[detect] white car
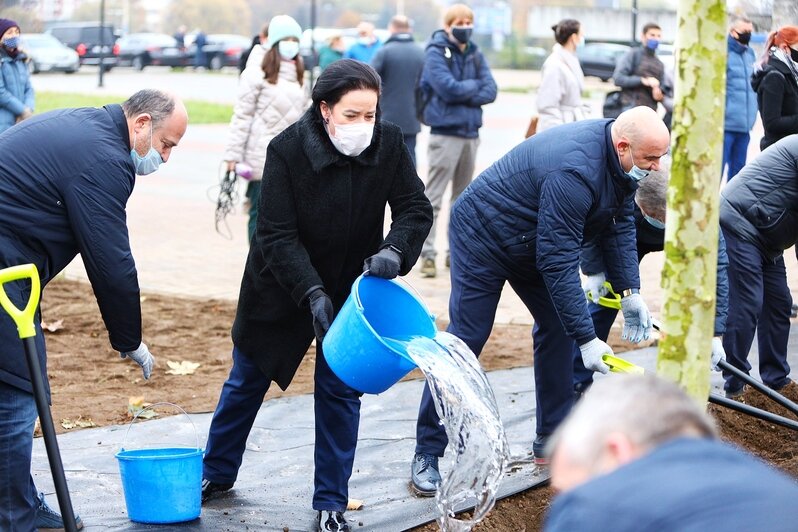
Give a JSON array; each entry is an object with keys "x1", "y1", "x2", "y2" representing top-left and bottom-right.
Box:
[{"x1": 22, "y1": 33, "x2": 80, "y2": 74}]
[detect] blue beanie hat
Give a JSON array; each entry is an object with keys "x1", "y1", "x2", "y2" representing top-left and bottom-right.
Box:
[
  {"x1": 266, "y1": 15, "x2": 302, "y2": 48},
  {"x1": 0, "y1": 19, "x2": 19, "y2": 39}
]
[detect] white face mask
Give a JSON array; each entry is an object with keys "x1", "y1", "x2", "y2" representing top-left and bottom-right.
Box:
[
  {"x1": 326, "y1": 118, "x2": 374, "y2": 157},
  {"x1": 278, "y1": 40, "x2": 299, "y2": 60}
]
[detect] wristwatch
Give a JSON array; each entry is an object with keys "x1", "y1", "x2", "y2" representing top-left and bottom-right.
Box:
[{"x1": 620, "y1": 288, "x2": 640, "y2": 297}]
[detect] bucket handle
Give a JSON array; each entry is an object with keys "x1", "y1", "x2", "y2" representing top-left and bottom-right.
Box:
[
  {"x1": 356, "y1": 273, "x2": 436, "y2": 322},
  {"x1": 121, "y1": 402, "x2": 200, "y2": 452}
]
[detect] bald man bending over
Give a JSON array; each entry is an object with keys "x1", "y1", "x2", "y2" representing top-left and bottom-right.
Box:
[{"x1": 410, "y1": 107, "x2": 671, "y2": 495}]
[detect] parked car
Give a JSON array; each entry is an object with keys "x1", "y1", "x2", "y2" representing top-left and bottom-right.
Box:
[
  {"x1": 21, "y1": 33, "x2": 79, "y2": 74},
  {"x1": 47, "y1": 22, "x2": 118, "y2": 70},
  {"x1": 187, "y1": 33, "x2": 250, "y2": 70},
  {"x1": 577, "y1": 42, "x2": 631, "y2": 82},
  {"x1": 117, "y1": 33, "x2": 188, "y2": 70}
]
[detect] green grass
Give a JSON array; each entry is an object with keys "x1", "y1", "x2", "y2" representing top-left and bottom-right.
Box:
[{"x1": 35, "y1": 91, "x2": 233, "y2": 124}]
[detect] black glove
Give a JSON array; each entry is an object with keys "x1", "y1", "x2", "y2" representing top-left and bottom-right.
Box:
[
  {"x1": 308, "y1": 288, "x2": 334, "y2": 343},
  {"x1": 363, "y1": 248, "x2": 402, "y2": 279}
]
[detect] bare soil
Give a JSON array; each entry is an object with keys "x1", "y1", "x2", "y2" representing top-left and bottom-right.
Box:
[{"x1": 36, "y1": 279, "x2": 798, "y2": 531}]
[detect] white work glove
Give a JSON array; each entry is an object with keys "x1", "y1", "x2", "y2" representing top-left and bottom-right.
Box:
[
  {"x1": 579, "y1": 338, "x2": 612, "y2": 375},
  {"x1": 620, "y1": 293, "x2": 652, "y2": 344},
  {"x1": 582, "y1": 272, "x2": 607, "y2": 304},
  {"x1": 120, "y1": 342, "x2": 154, "y2": 380},
  {"x1": 711, "y1": 337, "x2": 725, "y2": 371}
]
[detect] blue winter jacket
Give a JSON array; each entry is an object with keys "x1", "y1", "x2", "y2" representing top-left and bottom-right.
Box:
[
  {"x1": 418, "y1": 30, "x2": 497, "y2": 139},
  {"x1": 451, "y1": 119, "x2": 640, "y2": 344},
  {"x1": 0, "y1": 105, "x2": 142, "y2": 399},
  {"x1": 724, "y1": 35, "x2": 757, "y2": 133},
  {"x1": 0, "y1": 48, "x2": 34, "y2": 133}
]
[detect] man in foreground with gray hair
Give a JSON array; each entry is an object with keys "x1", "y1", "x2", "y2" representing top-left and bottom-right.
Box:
[
  {"x1": 575, "y1": 161, "x2": 729, "y2": 396},
  {"x1": 545, "y1": 374, "x2": 798, "y2": 531},
  {"x1": 0, "y1": 89, "x2": 188, "y2": 530}
]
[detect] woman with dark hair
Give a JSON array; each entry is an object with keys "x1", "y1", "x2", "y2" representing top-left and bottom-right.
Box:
[
  {"x1": 202, "y1": 59, "x2": 432, "y2": 532},
  {"x1": 751, "y1": 25, "x2": 798, "y2": 150},
  {"x1": 535, "y1": 18, "x2": 589, "y2": 133},
  {"x1": 223, "y1": 14, "x2": 307, "y2": 242}
]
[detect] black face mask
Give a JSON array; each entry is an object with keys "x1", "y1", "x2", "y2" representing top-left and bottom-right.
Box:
[
  {"x1": 791, "y1": 47, "x2": 798, "y2": 62},
  {"x1": 734, "y1": 31, "x2": 751, "y2": 45},
  {"x1": 451, "y1": 26, "x2": 473, "y2": 44}
]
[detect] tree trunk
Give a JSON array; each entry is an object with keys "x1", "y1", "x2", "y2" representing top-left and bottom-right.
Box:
[
  {"x1": 656, "y1": 0, "x2": 726, "y2": 404},
  {"x1": 772, "y1": 0, "x2": 798, "y2": 30}
]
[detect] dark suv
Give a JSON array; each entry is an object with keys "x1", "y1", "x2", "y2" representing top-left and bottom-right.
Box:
[{"x1": 47, "y1": 23, "x2": 119, "y2": 70}]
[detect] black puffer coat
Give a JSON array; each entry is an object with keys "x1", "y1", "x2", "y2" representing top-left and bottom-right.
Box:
[{"x1": 231, "y1": 109, "x2": 433, "y2": 389}]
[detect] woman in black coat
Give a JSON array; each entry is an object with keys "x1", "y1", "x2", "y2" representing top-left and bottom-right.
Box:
[
  {"x1": 751, "y1": 25, "x2": 798, "y2": 150},
  {"x1": 202, "y1": 59, "x2": 432, "y2": 532}
]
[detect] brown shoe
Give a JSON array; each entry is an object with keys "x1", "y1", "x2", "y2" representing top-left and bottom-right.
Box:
[{"x1": 420, "y1": 258, "x2": 436, "y2": 278}]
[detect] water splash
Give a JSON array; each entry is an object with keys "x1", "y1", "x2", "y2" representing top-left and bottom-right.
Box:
[{"x1": 400, "y1": 332, "x2": 511, "y2": 531}]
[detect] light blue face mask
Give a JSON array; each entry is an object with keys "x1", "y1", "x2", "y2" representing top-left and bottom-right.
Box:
[
  {"x1": 625, "y1": 144, "x2": 651, "y2": 182},
  {"x1": 3, "y1": 36, "x2": 19, "y2": 49},
  {"x1": 130, "y1": 125, "x2": 163, "y2": 175},
  {"x1": 278, "y1": 40, "x2": 300, "y2": 60},
  {"x1": 644, "y1": 215, "x2": 666, "y2": 230}
]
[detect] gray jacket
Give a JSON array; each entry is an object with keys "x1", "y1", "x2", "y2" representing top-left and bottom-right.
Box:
[
  {"x1": 370, "y1": 33, "x2": 425, "y2": 135},
  {"x1": 720, "y1": 134, "x2": 798, "y2": 259}
]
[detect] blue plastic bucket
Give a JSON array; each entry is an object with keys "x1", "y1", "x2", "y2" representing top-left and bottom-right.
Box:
[
  {"x1": 115, "y1": 403, "x2": 203, "y2": 524},
  {"x1": 323, "y1": 275, "x2": 436, "y2": 394}
]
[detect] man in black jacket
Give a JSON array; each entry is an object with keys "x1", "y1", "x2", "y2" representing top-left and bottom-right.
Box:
[
  {"x1": 0, "y1": 89, "x2": 188, "y2": 531},
  {"x1": 370, "y1": 15, "x2": 425, "y2": 164}
]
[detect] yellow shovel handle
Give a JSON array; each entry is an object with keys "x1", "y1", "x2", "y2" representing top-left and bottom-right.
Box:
[
  {"x1": 602, "y1": 353, "x2": 645, "y2": 374},
  {"x1": 0, "y1": 264, "x2": 41, "y2": 339}
]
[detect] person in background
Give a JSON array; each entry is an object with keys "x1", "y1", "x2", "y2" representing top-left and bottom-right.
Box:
[
  {"x1": 223, "y1": 15, "x2": 307, "y2": 244},
  {"x1": 193, "y1": 28, "x2": 207, "y2": 70},
  {"x1": 613, "y1": 22, "x2": 669, "y2": 114},
  {"x1": 0, "y1": 89, "x2": 188, "y2": 531},
  {"x1": 173, "y1": 24, "x2": 187, "y2": 48},
  {"x1": 200, "y1": 60, "x2": 432, "y2": 532},
  {"x1": 370, "y1": 15, "x2": 425, "y2": 164},
  {"x1": 720, "y1": 134, "x2": 798, "y2": 399},
  {"x1": 0, "y1": 18, "x2": 33, "y2": 134},
  {"x1": 576, "y1": 159, "x2": 729, "y2": 397},
  {"x1": 750, "y1": 25, "x2": 798, "y2": 150},
  {"x1": 723, "y1": 14, "x2": 758, "y2": 181},
  {"x1": 417, "y1": 3, "x2": 497, "y2": 278},
  {"x1": 239, "y1": 23, "x2": 269, "y2": 75},
  {"x1": 544, "y1": 374, "x2": 798, "y2": 532},
  {"x1": 345, "y1": 22, "x2": 381, "y2": 63},
  {"x1": 319, "y1": 35, "x2": 345, "y2": 71},
  {"x1": 536, "y1": 19, "x2": 590, "y2": 133},
  {"x1": 409, "y1": 106, "x2": 667, "y2": 496}
]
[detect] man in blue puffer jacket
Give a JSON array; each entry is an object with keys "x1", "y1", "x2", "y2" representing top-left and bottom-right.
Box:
[
  {"x1": 0, "y1": 18, "x2": 34, "y2": 134},
  {"x1": 409, "y1": 106, "x2": 671, "y2": 495},
  {"x1": 722, "y1": 14, "x2": 758, "y2": 181},
  {"x1": 417, "y1": 3, "x2": 497, "y2": 278}
]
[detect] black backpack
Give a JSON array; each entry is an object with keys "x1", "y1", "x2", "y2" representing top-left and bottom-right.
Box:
[{"x1": 603, "y1": 48, "x2": 642, "y2": 118}]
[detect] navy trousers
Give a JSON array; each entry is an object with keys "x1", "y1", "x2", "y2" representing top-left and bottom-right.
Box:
[
  {"x1": 404, "y1": 134, "x2": 418, "y2": 168},
  {"x1": 415, "y1": 225, "x2": 576, "y2": 456},
  {"x1": 722, "y1": 131, "x2": 750, "y2": 182},
  {"x1": 722, "y1": 233, "x2": 792, "y2": 392},
  {"x1": 203, "y1": 346, "x2": 361, "y2": 511}
]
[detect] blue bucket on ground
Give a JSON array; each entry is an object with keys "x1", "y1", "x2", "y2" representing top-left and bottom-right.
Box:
[
  {"x1": 115, "y1": 403, "x2": 203, "y2": 524},
  {"x1": 323, "y1": 275, "x2": 437, "y2": 394}
]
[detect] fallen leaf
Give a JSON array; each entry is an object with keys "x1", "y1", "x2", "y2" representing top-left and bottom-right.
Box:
[
  {"x1": 165, "y1": 360, "x2": 201, "y2": 376},
  {"x1": 347, "y1": 498, "x2": 364, "y2": 511},
  {"x1": 127, "y1": 397, "x2": 157, "y2": 419},
  {"x1": 61, "y1": 416, "x2": 97, "y2": 430},
  {"x1": 41, "y1": 319, "x2": 64, "y2": 332}
]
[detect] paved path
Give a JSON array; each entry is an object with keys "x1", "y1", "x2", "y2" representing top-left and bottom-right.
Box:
[{"x1": 35, "y1": 68, "x2": 797, "y2": 327}]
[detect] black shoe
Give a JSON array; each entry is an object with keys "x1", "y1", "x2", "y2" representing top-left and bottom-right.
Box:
[
  {"x1": 410, "y1": 452, "x2": 441, "y2": 496},
  {"x1": 725, "y1": 385, "x2": 747, "y2": 399},
  {"x1": 201, "y1": 478, "x2": 233, "y2": 503},
  {"x1": 574, "y1": 381, "x2": 592, "y2": 402},
  {"x1": 533, "y1": 434, "x2": 550, "y2": 466},
  {"x1": 318, "y1": 511, "x2": 350, "y2": 532},
  {"x1": 35, "y1": 492, "x2": 84, "y2": 531},
  {"x1": 792, "y1": 304, "x2": 798, "y2": 318}
]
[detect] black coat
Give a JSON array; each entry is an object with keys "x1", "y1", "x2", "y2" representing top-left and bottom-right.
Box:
[
  {"x1": 231, "y1": 110, "x2": 433, "y2": 390},
  {"x1": 751, "y1": 57, "x2": 798, "y2": 150},
  {"x1": 370, "y1": 33, "x2": 425, "y2": 135}
]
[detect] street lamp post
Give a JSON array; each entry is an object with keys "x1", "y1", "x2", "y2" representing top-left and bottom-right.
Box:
[
  {"x1": 98, "y1": 0, "x2": 106, "y2": 88},
  {"x1": 631, "y1": 0, "x2": 638, "y2": 45}
]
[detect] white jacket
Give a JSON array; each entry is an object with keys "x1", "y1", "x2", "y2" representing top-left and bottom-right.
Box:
[
  {"x1": 224, "y1": 60, "x2": 308, "y2": 180},
  {"x1": 536, "y1": 44, "x2": 589, "y2": 133}
]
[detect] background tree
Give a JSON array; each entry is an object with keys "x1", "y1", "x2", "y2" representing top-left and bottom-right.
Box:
[
  {"x1": 0, "y1": 6, "x2": 43, "y2": 32},
  {"x1": 656, "y1": 0, "x2": 726, "y2": 403},
  {"x1": 165, "y1": 0, "x2": 252, "y2": 36},
  {"x1": 771, "y1": 0, "x2": 798, "y2": 29}
]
